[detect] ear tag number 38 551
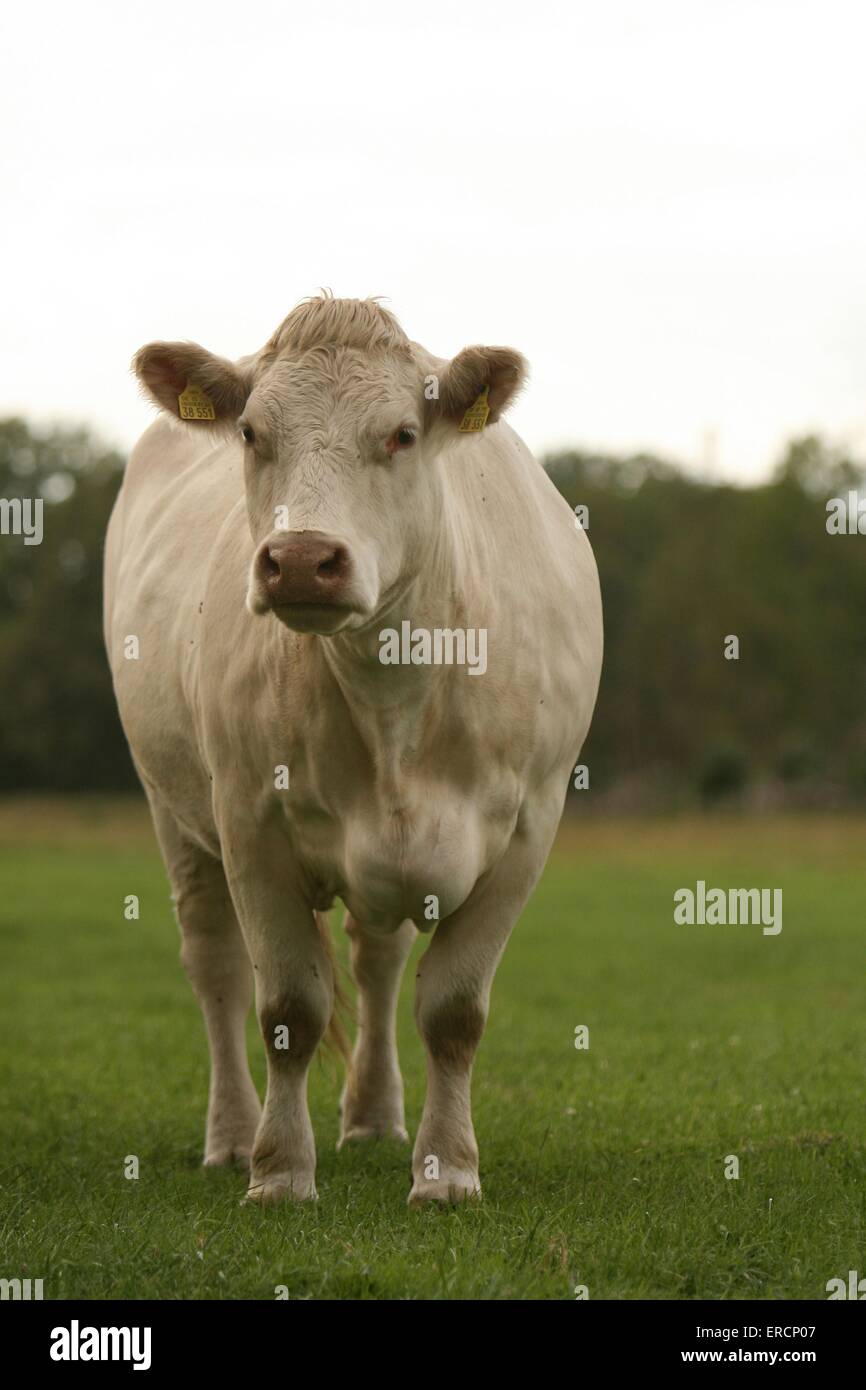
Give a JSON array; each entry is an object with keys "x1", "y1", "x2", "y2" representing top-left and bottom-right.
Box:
[{"x1": 178, "y1": 383, "x2": 216, "y2": 421}]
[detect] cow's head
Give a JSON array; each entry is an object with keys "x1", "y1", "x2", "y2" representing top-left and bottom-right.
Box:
[{"x1": 133, "y1": 296, "x2": 526, "y2": 635}]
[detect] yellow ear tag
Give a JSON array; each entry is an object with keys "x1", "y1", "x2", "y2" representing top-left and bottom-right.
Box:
[
  {"x1": 458, "y1": 385, "x2": 490, "y2": 433},
  {"x1": 178, "y1": 382, "x2": 216, "y2": 421}
]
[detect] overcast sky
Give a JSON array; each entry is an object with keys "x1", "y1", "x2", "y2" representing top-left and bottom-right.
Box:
[{"x1": 1, "y1": 0, "x2": 864, "y2": 481}]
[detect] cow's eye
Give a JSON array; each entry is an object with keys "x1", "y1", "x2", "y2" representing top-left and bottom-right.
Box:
[
  {"x1": 395, "y1": 427, "x2": 416, "y2": 448},
  {"x1": 241, "y1": 423, "x2": 256, "y2": 445}
]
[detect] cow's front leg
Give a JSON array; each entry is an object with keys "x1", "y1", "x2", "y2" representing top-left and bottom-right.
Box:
[
  {"x1": 338, "y1": 916, "x2": 416, "y2": 1147},
  {"x1": 222, "y1": 828, "x2": 333, "y2": 1204},
  {"x1": 410, "y1": 806, "x2": 559, "y2": 1205},
  {"x1": 150, "y1": 802, "x2": 261, "y2": 1170}
]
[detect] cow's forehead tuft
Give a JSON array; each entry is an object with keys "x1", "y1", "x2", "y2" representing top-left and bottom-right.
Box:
[{"x1": 266, "y1": 295, "x2": 409, "y2": 359}]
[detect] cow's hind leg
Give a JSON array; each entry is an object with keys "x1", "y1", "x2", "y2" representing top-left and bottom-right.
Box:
[
  {"x1": 151, "y1": 803, "x2": 261, "y2": 1168},
  {"x1": 338, "y1": 916, "x2": 416, "y2": 1147}
]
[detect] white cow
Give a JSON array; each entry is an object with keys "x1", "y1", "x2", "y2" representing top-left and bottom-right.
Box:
[{"x1": 104, "y1": 295, "x2": 602, "y2": 1204}]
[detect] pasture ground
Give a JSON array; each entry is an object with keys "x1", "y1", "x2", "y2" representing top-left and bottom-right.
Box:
[{"x1": 0, "y1": 800, "x2": 863, "y2": 1300}]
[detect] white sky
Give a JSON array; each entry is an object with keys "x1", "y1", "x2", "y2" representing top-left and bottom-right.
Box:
[{"x1": 1, "y1": 0, "x2": 864, "y2": 481}]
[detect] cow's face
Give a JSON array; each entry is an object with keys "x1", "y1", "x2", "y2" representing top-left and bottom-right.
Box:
[
  {"x1": 133, "y1": 300, "x2": 526, "y2": 636},
  {"x1": 238, "y1": 345, "x2": 437, "y2": 635}
]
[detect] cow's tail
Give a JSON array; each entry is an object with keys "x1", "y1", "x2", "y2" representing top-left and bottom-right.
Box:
[{"x1": 315, "y1": 910, "x2": 353, "y2": 1067}]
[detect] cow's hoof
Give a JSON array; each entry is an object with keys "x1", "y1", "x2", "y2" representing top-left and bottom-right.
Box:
[
  {"x1": 337, "y1": 1123, "x2": 409, "y2": 1150},
  {"x1": 407, "y1": 1172, "x2": 481, "y2": 1207},
  {"x1": 244, "y1": 1173, "x2": 317, "y2": 1204},
  {"x1": 203, "y1": 1146, "x2": 253, "y2": 1171}
]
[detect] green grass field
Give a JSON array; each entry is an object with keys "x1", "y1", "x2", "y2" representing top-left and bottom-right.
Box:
[{"x1": 0, "y1": 800, "x2": 864, "y2": 1300}]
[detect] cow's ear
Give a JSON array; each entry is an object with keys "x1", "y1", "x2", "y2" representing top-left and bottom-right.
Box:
[
  {"x1": 132, "y1": 341, "x2": 251, "y2": 430},
  {"x1": 434, "y1": 345, "x2": 528, "y2": 430}
]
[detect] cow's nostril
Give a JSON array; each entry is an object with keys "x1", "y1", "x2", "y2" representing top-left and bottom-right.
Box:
[
  {"x1": 317, "y1": 550, "x2": 343, "y2": 578},
  {"x1": 263, "y1": 548, "x2": 281, "y2": 579}
]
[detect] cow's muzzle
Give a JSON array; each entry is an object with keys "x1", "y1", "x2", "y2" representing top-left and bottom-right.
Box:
[{"x1": 249, "y1": 530, "x2": 363, "y2": 631}]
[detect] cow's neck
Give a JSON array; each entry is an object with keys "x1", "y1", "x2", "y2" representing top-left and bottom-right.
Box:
[{"x1": 316, "y1": 514, "x2": 474, "y2": 760}]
